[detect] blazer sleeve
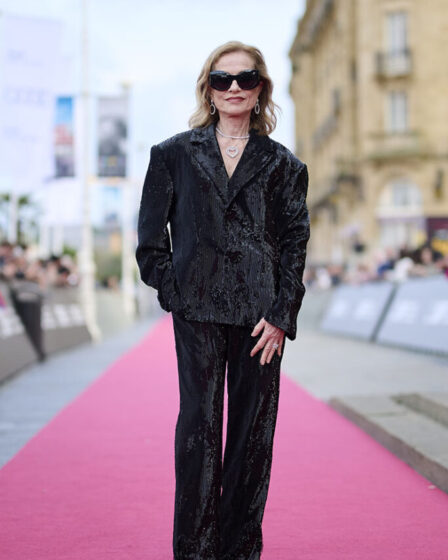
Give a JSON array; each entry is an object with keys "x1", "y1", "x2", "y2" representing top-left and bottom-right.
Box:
[
  {"x1": 263, "y1": 161, "x2": 311, "y2": 341},
  {"x1": 135, "y1": 144, "x2": 184, "y2": 313}
]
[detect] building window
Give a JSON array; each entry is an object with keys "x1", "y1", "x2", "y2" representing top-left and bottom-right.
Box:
[
  {"x1": 379, "y1": 220, "x2": 425, "y2": 249},
  {"x1": 386, "y1": 11, "x2": 408, "y2": 53},
  {"x1": 379, "y1": 178, "x2": 422, "y2": 212},
  {"x1": 377, "y1": 11, "x2": 411, "y2": 76},
  {"x1": 386, "y1": 91, "x2": 408, "y2": 132},
  {"x1": 377, "y1": 178, "x2": 425, "y2": 249},
  {"x1": 392, "y1": 181, "x2": 421, "y2": 207}
]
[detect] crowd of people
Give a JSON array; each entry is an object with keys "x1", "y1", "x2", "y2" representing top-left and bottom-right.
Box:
[
  {"x1": 305, "y1": 242, "x2": 448, "y2": 290},
  {"x1": 0, "y1": 241, "x2": 79, "y2": 290},
  {"x1": 2, "y1": 239, "x2": 447, "y2": 295}
]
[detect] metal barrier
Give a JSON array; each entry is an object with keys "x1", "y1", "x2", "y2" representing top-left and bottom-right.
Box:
[
  {"x1": 320, "y1": 274, "x2": 448, "y2": 355},
  {"x1": 320, "y1": 281, "x2": 396, "y2": 341},
  {"x1": 376, "y1": 275, "x2": 448, "y2": 355}
]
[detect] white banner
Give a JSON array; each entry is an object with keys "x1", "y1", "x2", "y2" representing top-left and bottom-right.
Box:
[
  {"x1": 0, "y1": 13, "x2": 62, "y2": 193},
  {"x1": 97, "y1": 95, "x2": 129, "y2": 178}
]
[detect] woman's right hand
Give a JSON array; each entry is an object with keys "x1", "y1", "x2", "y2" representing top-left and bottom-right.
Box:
[{"x1": 250, "y1": 317, "x2": 285, "y2": 365}]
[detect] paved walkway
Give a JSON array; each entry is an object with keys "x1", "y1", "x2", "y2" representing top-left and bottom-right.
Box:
[{"x1": 282, "y1": 326, "x2": 448, "y2": 401}]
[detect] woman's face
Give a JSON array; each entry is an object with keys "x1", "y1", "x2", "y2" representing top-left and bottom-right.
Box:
[{"x1": 208, "y1": 50, "x2": 263, "y2": 120}]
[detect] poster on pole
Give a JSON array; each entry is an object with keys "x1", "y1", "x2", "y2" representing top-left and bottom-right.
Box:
[
  {"x1": 97, "y1": 95, "x2": 128, "y2": 178},
  {"x1": 54, "y1": 96, "x2": 75, "y2": 177}
]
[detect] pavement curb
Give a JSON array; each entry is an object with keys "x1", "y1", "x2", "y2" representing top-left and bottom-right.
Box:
[{"x1": 328, "y1": 393, "x2": 448, "y2": 494}]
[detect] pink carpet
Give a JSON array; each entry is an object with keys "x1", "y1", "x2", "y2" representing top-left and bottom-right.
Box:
[{"x1": 1, "y1": 315, "x2": 447, "y2": 559}]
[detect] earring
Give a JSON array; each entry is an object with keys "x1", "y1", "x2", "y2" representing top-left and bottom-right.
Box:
[
  {"x1": 210, "y1": 99, "x2": 216, "y2": 115},
  {"x1": 254, "y1": 99, "x2": 260, "y2": 115}
]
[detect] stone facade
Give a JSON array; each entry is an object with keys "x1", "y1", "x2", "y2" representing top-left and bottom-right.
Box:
[{"x1": 289, "y1": 0, "x2": 448, "y2": 264}]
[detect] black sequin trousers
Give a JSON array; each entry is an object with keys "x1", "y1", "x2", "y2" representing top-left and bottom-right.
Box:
[{"x1": 171, "y1": 312, "x2": 285, "y2": 560}]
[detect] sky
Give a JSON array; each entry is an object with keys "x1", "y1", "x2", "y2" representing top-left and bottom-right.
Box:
[{"x1": 0, "y1": 0, "x2": 306, "y2": 179}]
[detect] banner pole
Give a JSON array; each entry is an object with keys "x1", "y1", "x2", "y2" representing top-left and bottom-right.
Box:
[
  {"x1": 79, "y1": 0, "x2": 101, "y2": 341},
  {"x1": 7, "y1": 191, "x2": 18, "y2": 244},
  {"x1": 119, "y1": 83, "x2": 137, "y2": 318}
]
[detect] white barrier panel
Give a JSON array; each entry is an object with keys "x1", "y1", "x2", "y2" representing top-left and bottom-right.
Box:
[
  {"x1": 0, "y1": 282, "x2": 92, "y2": 383},
  {"x1": 42, "y1": 289, "x2": 92, "y2": 355},
  {"x1": 320, "y1": 282, "x2": 396, "y2": 340},
  {"x1": 376, "y1": 275, "x2": 448, "y2": 355}
]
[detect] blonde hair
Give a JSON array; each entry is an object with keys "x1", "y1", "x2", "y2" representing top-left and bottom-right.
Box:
[{"x1": 188, "y1": 41, "x2": 280, "y2": 135}]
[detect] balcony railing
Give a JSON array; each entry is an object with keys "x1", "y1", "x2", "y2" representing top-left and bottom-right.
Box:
[
  {"x1": 376, "y1": 48, "x2": 412, "y2": 78},
  {"x1": 366, "y1": 129, "x2": 429, "y2": 161}
]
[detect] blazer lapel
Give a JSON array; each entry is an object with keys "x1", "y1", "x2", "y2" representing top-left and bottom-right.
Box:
[
  {"x1": 190, "y1": 124, "x2": 229, "y2": 205},
  {"x1": 226, "y1": 129, "x2": 274, "y2": 209},
  {"x1": 190, "y1": 123, "x2": 275, "y2": 209}
]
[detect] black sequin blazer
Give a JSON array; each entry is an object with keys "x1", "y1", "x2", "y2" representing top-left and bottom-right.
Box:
[{"x1": 135, "y1": 123, "x2": 310, "y2": 341}]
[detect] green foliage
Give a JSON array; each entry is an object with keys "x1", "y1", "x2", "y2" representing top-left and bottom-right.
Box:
[
  {"x1": 0, "y1": 192, "x2": 40, "y2": 244},
  {"x1": 94, "y1": 249, "x2": 122, "y2": 285},
  {"x1": 62, "y1": 244, "x2": 77, "y2": 259}
]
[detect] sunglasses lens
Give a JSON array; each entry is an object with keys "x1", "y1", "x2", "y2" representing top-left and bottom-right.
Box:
[
  {"x1": 209, "y1": 70, "x2": 260, "y2": 91},
  {"x1": 237, "y1": 71, "x2": 260, "y2": 90},
  {"x1": 209, "y1": 73, "x2": 232, "y2": 91}
]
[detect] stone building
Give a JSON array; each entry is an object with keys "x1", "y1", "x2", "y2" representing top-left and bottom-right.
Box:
[{"x1": 289, "y1": 0, "x2": 448, "y2": 265}]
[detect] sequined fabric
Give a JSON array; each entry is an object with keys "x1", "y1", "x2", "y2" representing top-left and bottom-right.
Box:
[
  {"x1": 135, "y1": 123, "x2": 310, "y2": 559},
  {"x1": 135, "y1": 123, "x2": 310, "y2": 341},
  {"x1": 171, "y1": 312, "x2": 285, "y2": 560}
]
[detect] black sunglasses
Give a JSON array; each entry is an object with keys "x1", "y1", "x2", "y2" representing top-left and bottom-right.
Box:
[{"x1": 208, "y1": 69, "x2": 260, "y2": 91}]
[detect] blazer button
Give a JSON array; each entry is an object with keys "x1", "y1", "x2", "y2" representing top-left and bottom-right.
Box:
[{"x1": 224, "y1": 206, "x2": 235, "y2": 218}]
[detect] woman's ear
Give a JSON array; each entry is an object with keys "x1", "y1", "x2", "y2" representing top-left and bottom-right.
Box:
[{"x1": 206, "y1": 85, "x2": 213, "y2": 103}]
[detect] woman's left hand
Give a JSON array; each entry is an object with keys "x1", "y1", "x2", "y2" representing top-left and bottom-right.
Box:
[{"x1": 250, "y1": 317, "x2": 285, "y2": 365}]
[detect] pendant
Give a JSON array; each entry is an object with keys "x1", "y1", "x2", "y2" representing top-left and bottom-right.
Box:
[{"x1": 225, "y1": 145, "x2": 239, "y2": 158}]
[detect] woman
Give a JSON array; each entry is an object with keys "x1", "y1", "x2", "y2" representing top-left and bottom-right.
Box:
[{"x1": 136, "y1": 41, "x2": 311, "y2": 560}]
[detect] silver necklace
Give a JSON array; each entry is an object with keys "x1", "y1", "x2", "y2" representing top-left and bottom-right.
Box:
[{"x1": 216, "y1": 126, "x2": 249, "y2": 158}]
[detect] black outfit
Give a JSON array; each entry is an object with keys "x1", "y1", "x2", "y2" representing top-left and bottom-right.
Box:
[
  {"x1": 135, "y1": 123, "x2": 310, "y2": 559},
  {"x1": 171, "y1": 314, "x2": 284, "y2": 560}
]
